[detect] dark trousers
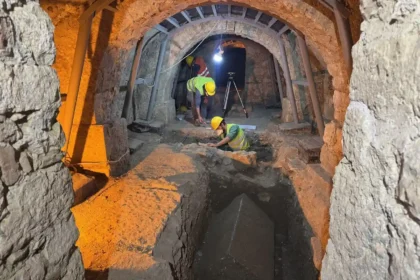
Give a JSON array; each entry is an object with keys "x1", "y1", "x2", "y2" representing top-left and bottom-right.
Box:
[{"x1": 201, "y1": 96, "x2": 214, "y2": 120}]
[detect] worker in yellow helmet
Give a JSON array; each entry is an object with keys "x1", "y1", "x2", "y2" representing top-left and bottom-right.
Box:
[
  {"x1": 186, "y1": 76, "x2": 216, "y2": 125},
  {"x1": 208, "y1": 116, "x2": 250, "y2": 151}
]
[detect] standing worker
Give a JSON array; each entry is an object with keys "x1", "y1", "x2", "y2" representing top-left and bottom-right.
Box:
[
  {"x1": 186, "y1": 56, "x2": 211, "y2": 77},
  {"x1": 186, "y1": 76, "x2": 216, "y2": 125},
  {"x1": 207, "y1": 116, "x2": 250, "y2": 151}
]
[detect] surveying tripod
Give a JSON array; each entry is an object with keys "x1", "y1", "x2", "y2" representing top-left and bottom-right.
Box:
[{"x1": 222, "y1": 72, "x2": 248, "y2": 118}]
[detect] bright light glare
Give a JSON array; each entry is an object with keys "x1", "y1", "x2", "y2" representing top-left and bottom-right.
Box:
[{"x1": 213, "y1": 53, "x2": 223, "y2": 63}]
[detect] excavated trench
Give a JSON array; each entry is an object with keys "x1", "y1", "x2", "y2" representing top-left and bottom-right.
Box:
[{"x1": 154, "y1": 129, "x2": 319, "y2": 280}]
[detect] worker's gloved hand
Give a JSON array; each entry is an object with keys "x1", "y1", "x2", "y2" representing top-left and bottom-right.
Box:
[
  {"x1": 198, "y1": 116, "x2": 204, "y2": 124},
  {"x1": 207, "y1": 143, "x2": 217, "y2": 148}
]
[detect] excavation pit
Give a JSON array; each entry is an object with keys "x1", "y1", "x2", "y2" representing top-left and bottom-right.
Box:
[
  {"x1": 74, "y1": 131, "x2": 320, "y2": 280},
  {"x1": 182, "y1": 143, "x2": 318, "y2": 280}
]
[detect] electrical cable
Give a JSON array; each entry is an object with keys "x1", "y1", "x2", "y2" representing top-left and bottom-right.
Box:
[{"x1": 64, "y1": 149, "x2": 130, "y2": 167}]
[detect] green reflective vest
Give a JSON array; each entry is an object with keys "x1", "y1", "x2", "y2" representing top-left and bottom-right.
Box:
[
  {"x1": 187, "y1": 76, "x2": 214, "y2": 96},
  {"x1": 220, "y1": 124, "x2": 250, "y2": 151}
]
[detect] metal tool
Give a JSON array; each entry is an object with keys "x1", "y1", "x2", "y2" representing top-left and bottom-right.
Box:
[{"x1": 222, "y1": 72, "x2": 248, "y2": 118}]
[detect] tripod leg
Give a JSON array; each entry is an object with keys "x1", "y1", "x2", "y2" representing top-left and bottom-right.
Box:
[
  {"x1": 223, "y1": 81, "x2": 231, "y2": 114},
  {"x1": 232, "y1": 80, "x2": 249, "y2": 118}
]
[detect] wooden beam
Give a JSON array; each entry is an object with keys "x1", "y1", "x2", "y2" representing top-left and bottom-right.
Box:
[
  {"x1": 103, "y1": 5, "x2": 117, "y2": 12},
  {"x1": 332, "y1": 3, "x2": 353, "y2": 73},
  {"x1": 154, "y1": 24, "x2": 169, "y2": 34},
  {"x1": 292, "y1": 80, "x2": 309, "y2": 86},
  {"x1": 278, "y1": 25, "x2": 289, "y2": 35},
  {"x1": 121, "y1": 38, "x2": 144, "y2": 120},
  {"x1": 79, "y1": 0, "x2": 115, "y2": 22},
  {"x1": 242, "y1": 7, "x2": 247, "y2": 18},
  {"x1": 181, "y1": 11, "x2": 191, "y2": 22},
  {"x1": 228, "y1": 5, "x2": 232, "y2": 16},
  {"x1": 255, "y1": 11, "x2": 262, "y2": 22},
  {"x1": 196, "y1": 7, "x2": 205, "y2": 19},
  {"x1": 296, "y1": 33, "x2": 325, "y2": 136},
  {"x1": 63, "y1": 14, "x2": 94, "y2": 155},
  {"x1": 319, "y1": 0, "x2": 350, "y2": 18},
  {"x1": 278, "y1": 39, "x2": 299, "y2": 123},
  {"x1": 273, "y1": 56, "x2": 284, "y2": 107},
  {"x1": 166, "y1": 17, "x2": 180, "y2": 28},
  {"x1": 267, "y1": 18, "x2": 277, "y2": 28},
  {"x1": 212, "y1": 5, "x2": 217, "y2": 16}
]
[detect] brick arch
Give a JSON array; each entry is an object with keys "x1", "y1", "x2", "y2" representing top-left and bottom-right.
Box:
[{"x1": 106, "y1": 0, "x2": 348, "y2": 92}]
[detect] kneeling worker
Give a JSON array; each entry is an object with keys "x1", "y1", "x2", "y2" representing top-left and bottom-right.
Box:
[
  {"x1": 186, "y1": 76, "x2": 216, "y2": 125},
  {"x1": 208, "y1": 116, "x2": 250, "y2": 151}
]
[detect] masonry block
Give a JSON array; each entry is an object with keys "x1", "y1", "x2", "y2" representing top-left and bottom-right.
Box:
[{"x1": 200, "y1": 194, "x2": 274, "y2": 280}]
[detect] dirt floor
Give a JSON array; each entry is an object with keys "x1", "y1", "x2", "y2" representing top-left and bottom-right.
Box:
[{"x1": 72, "y1": 145, "x2": 200, "y2": 279}]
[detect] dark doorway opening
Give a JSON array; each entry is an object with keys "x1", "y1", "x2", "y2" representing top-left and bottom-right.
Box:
[{"x1": 214, "y1": 47, "x2": 246, "y2": 89}]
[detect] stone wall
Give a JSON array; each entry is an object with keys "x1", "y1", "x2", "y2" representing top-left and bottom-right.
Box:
[
  {"x1": 0, "y1": 1, "x2": 84, "y2": 279},
  {"x1": 174, "y1": 37, "x2": 279, "y2": 111},
  {"x1": 323, "y1": 0, "x2": 420, "y2": 279}
]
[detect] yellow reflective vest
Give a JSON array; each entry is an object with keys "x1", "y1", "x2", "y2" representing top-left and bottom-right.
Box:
[
  {"x1": 220, "y1": 124, "x2": 250, "y2": 151},
  {"x1": 187, "y1": 76, "x2": 214, "y2": 96}
]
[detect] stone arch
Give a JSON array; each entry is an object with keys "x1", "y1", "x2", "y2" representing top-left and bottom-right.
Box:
[{"x1": 102, "y1": 0, "x2": 348, "y2": 91}]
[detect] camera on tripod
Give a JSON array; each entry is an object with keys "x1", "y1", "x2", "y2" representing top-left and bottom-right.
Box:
[{"x1": 223, "y1": 72, "x2": 248, "y2": 118}]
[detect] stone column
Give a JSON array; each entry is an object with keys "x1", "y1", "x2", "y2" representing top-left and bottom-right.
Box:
[
  {"x1": 0, "y1": 2, "x2": 84, "y2": 279},
  {"x1": 323, "y1": 1, "x2": 420, "y2": 279}
]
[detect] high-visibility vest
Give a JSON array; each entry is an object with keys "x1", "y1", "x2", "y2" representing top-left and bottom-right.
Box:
[
  {"x1": 220, "y1": 124, "x2": 250, "y2": 151},
  {"x1": 187, "y1": 77, "x2": 214, "y2": 96},
  {"x1": 195, "y1": 57, "x2": 211, "y2": 77}
]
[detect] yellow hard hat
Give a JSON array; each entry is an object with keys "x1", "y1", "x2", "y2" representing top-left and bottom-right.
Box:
[
  {"x1": 186, "y1": 56, "x2": 194, "y2": 67},
  {"x1": 211, "y1": 116, "x2": 223, "y2": 130},
  {"x1": 205, "y1": 81, "x2": 216, "y2": 96},
  {"x1": 179, "y1": 105, "x2": 188, "y2": 113}
]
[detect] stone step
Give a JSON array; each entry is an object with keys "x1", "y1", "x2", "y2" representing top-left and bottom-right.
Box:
[
  {"x1": 199, "y1": 194, "x2": 274, "y2": 280},
  {"x1": 296, "y1": 135, "x2": 324, "y2": 163},
  {"x1": 72, "y1": 173, "x2": 98, "y2": 206},
  {"x1": 128, "y1": 138, "x2": 144, "y2": 154},
  {"x1": 278, "y1": 122, "x2": 311, "y2": 133},
  {"x1": 133, "y1": 119, "x2": 165, "y2": 133},
  {"x1": 284, "y1": 157, "x2": 306, "y2": 175}
]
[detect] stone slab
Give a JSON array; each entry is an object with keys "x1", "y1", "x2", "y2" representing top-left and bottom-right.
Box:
[
  {"x1": 200, "y1": 194, "x2": 274, "y2": 280},
  {"x1": 128, "y1": 138, "x2": 144, "y2": 154},
  {"x1": 278, "y1": 122, "x2": 311, "y2": 132},
  {"x1": 133, "y1": 119, "x2": 165, "y2": 133}
]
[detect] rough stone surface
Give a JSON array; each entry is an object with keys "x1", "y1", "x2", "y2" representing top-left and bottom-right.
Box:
[
  {"x1": 0, "y1": 144, "x2": 21, "y2": 186},
  {"x1": 0, "y1": 1, "x2": 84, "y2": 279},
  {"x1": 73, "y1": 145, "x2": 209, "y2": 280},
  {"x1": 199, "y1": 194, "x2": 274, "y2": 280},
  {"x1": 72, "y1": 173, "x2": 97, "y2": 206},
  {"x1": 262, "y1": 131, "x2": 332, "y2": 268},
  {"x1": 311, "y1": 237, "x2": 323, "y2": 271},
  {"x1": 323, "y1": 1, "x2": 420, "y2": 279}
]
